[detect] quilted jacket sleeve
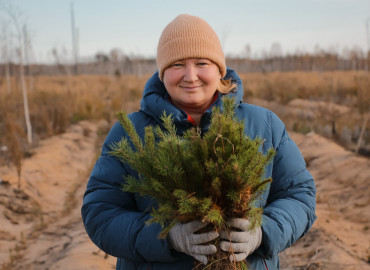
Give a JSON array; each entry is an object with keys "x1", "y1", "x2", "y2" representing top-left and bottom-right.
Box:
[
  {"x1": 258, "y1": 112, "x2": 317, "y2": 259},
  {"x1": 81, "y1": 121, "x2": 177, "y2": 263}
]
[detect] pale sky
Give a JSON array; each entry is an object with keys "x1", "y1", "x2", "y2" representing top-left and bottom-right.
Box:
[{"x1": 1, "y1": 0, "x2": 370, "y2": 63}]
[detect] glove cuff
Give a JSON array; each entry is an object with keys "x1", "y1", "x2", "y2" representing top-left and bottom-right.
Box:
[{"x1": 255, "y1": 226, "x2": 263, "y2": 249}]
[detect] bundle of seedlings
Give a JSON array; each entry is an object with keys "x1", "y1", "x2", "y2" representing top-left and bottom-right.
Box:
[{"x1": 110, "y1": 97, "x2": 275, "y2": 269}]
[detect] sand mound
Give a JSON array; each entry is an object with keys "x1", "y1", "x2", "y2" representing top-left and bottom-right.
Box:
[
  {"x1": 0, "y1": 121, "x2": 115, "y2": 269},
  {"x1": 280, "y1": 132, "x2": 370, "y2": 270}
]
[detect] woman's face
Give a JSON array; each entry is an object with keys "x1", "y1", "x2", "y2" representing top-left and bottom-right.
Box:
[{"x1": 163, "y1": 58, "x2": 221, "y2": 112}]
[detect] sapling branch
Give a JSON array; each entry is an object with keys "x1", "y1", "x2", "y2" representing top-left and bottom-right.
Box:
[{"x1": 110, "y1": 97, "x2": 276, "y2": 270}]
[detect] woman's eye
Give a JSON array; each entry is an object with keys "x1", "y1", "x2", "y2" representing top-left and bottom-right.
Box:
[
  {"x1": 172, "y1": 63, "x2": 183, "y2": 67},
  {"x1": 197, "y1": 61, "x2": 210, "y2": 66}
]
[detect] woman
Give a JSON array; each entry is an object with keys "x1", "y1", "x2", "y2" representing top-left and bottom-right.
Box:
[{"x1": 81, "y1": 14, "x2": 316, "y2": 270}]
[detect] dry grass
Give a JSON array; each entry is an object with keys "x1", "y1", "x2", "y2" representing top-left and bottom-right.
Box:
[
  {"x1": 0, "y1": 74, "x2": 148, "y2": 156},
  {"x1": 0, "y1": 232, "x2": 27, "y2": 270},
  {"x1": 0, "y1": 71, "x2": 369, "y2": 170},
  {"x1": 239, "y1": 71, "x2": 368, "y2": 104},
  {"x1": 240, "y1": 71, "x2": 370, "y2": 153}
]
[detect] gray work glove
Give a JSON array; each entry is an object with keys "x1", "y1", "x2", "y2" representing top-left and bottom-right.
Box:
[
  {"x1": 219, "y1": 218, "x2": 262, "y2": 262},
  {"x1": 168, "y1": 220, "x2": 219, "y2": 265}
]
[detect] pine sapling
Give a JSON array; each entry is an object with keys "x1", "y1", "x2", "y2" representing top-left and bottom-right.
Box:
[{"x1": 110, "y1": 97, "x2": 275, "y2": 269}]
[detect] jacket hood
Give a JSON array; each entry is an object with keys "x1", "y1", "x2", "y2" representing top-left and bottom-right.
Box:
[{"x1": 139, "y1": 67, "x2": 244, "y2": 129}]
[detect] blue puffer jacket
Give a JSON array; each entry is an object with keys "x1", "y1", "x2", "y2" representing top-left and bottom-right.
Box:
[{"x1": 81, "y1": 68, "x2": 316, "y2": 270}]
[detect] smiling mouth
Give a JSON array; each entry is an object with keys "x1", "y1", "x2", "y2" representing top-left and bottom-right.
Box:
[{"x1": 180, "y1": 85, "x2": 202, "y2": 90}]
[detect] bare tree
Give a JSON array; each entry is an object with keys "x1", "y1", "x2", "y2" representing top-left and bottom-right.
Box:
[
  {"x1": 365, "y1": 18, "x2": 370, "y2": 71},
  {"x1": 270, "y1": 42, "x2": 283, "y2": 70},
  {"x1": 244, "y1": 44, "x2": 252, "y2": 59},
  {"x1": 51, "y1": 46, "x2": 73, "y2": 94},
  {"x1": 1, "y1": 21, "x2": 12, "y2": 94},
  {"x1": 52, "y1": 46, "x2": 71, "y2": 76},
  {"x1": 355, "y1": 76, "x2": 370, "y2": 154},
  {"x1": 70, "y1": 2, "x2": 79, "y2": 74},
  {"x1": 1, "y1": 1, "x2": 33, "y2": 145},
  {"x1": 23, "y1": 24, "x2": 35, "y2": 91},
  {"x1": 110, "y1": 48, "x2": 124, "y2": 77},
  {"x1": 5, "y1": 115, "x2": 25, "y2": 190}
]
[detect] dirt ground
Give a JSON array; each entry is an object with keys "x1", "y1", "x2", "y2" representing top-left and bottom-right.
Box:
[
  {"x1": 280, "y1": 132, "x2": 370, "y2": 270},
  {"x1": 0, "y1": 120, "x2": 369, "y2": 270}
]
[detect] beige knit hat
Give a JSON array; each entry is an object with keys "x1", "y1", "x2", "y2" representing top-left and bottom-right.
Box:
[{"x1": 156, "y1": 14, "x2": 226, "y2": 81}]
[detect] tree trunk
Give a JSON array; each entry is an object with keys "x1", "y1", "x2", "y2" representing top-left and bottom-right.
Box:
[
  {"x1": 4, "y1": 31, "x2": 11, "y2": 94},
  {"x1": 18, "y1": 48, "x2": 32, "y2": 145},
  {"x1": 355, "y1": 113, "x2": 369, "y2": 154},
  {"x1": 5, "y1": 60, "x2": 11, "y2": 94},
  {"x1": 23, "y1": 25, "x2": 34, "y2": 91}
]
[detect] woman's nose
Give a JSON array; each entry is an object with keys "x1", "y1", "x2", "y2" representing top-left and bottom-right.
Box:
[{"x1": 183, "y1": 65, "x2": 198, "y2": 82}]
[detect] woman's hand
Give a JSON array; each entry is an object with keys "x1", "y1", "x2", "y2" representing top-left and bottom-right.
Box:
[
  {"x1": 219, "y1": 218, "x2": 262, "y2": 262},
  {"x1": 168, "y1": 220, "x2": 219, "y2": 265}
]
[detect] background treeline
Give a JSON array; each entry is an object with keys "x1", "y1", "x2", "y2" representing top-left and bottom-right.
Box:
[{"x1": 1, "y1": 47, "x2": 370, "y2": 76}]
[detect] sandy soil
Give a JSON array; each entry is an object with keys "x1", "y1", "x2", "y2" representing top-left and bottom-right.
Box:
[
  {"x1": 0, "y1": 121, "x2": 369, "y2": 270},
  {"x1": 0, "y1": 121, "x2": 116, "y2": 270},
  {"x1": 280, "y1": 132, "x2": 370, "y2": 270}
]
